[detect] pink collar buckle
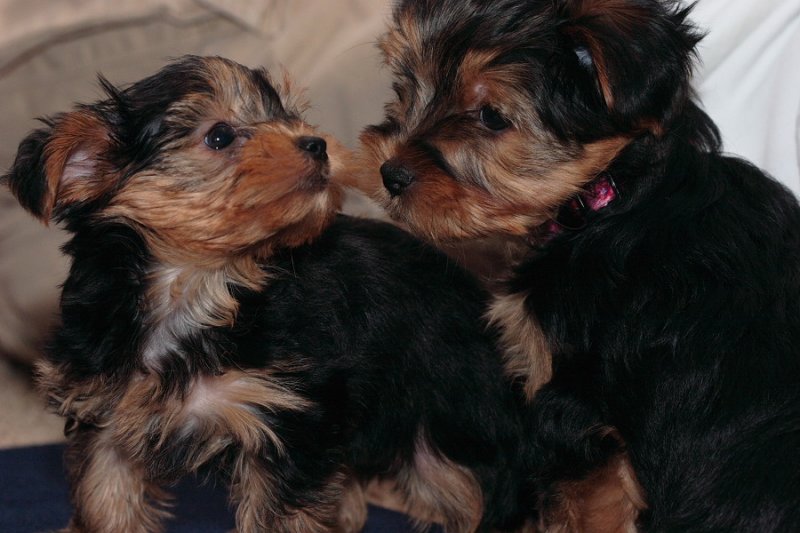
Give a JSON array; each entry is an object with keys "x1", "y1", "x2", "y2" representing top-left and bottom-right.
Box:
[{"x1": 544, "y1": 173, "x2": 619, "y2": 239}]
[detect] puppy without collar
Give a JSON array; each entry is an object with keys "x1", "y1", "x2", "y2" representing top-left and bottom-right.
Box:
[{"x1": 5, "y1": 55, "x2": 535, "y2": 533}]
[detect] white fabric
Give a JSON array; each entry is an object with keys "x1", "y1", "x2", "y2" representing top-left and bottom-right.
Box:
[{"x1": 690, "y1": 0, "x2": 800, "y2": 196}]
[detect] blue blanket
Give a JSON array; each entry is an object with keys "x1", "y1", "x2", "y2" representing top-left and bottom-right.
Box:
[{"x1": 0, "y1": 444, "x2": 434, "y2": 532}]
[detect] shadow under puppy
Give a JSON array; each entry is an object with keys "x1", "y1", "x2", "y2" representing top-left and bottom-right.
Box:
[
  {"x1": 3, "y1": 55, "x2": 534, "y2": 533},
  {"x1": 358, "y1": 0, "x2": 800, "y2": 531}
]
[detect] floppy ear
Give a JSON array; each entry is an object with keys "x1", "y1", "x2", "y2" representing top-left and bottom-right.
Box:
[
  {"x1": 3, "y1": 109, "x2": 112, "y2": 224},
  {"x1": 559, "y1": 0, "x2": 702, "y2": 128}
]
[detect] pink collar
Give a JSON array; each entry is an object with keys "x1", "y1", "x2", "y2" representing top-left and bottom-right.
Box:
[{"x1": 543, "y1": 173, "x2": 619, "y2": 239}]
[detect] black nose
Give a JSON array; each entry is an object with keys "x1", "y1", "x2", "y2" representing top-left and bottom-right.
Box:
[
  {"x1": 298, "y1": 136, "x2": 327, "y2": 161},
  {"x1": 380, "y1": 161, "x2": 415, "y2": 197}
]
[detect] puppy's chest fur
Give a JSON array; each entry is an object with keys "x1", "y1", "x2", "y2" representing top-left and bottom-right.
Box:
[
  {"x1": 40, "y1": 263, "x2": 309, "y2": 479},
  {"x1": 140, "y1": 263, "x2": 247, "y2": 369},
  {"x1": 487, "y1": 290, "x2": 553, "y2": 401}
]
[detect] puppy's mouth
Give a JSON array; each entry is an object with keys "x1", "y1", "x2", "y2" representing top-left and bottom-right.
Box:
[{"x1": 300, "y1": 164, "x2": 330, "y2": 191}]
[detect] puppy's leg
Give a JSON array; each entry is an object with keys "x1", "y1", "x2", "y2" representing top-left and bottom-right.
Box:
[
  {"x1": 338, "y1": 474, "x2": 368, "y2": 533},
  {"x1": 541, "y1": 450, "x2": 644, "y2": 533},
  {"x1": 64, "y1": 428, "x2": 171, "y2": 533},
  {"x1": 395, "y1": 439, "x2": 484, "y2": 533},
  {"x1": 531, "y1": 382, "x2": 646, "y2": 533},
  {"x1": 229, "y1": 452, "x2": 349, "y2": 533}
]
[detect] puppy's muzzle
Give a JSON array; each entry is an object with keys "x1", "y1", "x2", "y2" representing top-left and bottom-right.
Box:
[{"x1": 381, "y1": 160, "x2": 415, "y2": 197}]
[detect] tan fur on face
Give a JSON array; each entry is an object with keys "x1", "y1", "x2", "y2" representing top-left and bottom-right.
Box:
[
  {"x1": 103, "y1": 116, "x2": 341, "y2": 372},
  {"x1": 380, "y1": 10, "x2": 425, "y2": 73},
  {"x1": 357, "y1": 41, "x2": 631, "y2": 243},
  {"x1": 421, "y1": 126, "x2": 621, "y2": 239},
  {"x1": 39, "y1": 57, "x2": 342, "y2": 264},
  {"x1": 457, "y1": 50, "x2": 502, "y2": 109},
  {"x1": 105, "y1": 121, "x2": 340, "y2": 262},
  {"x1": 357, "y1": 11, "x2": 636, "y2": 242},
  {"x1": 360, "y1": 125, "x2": 627, "y2": 242}
]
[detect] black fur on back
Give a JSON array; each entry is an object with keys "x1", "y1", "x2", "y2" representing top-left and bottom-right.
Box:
[{"x1": 516, "y1": 138, "x2": 800, "y2": 530}]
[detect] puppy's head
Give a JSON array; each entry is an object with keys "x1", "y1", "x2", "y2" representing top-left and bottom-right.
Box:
[
  {"x1": 3, "y1": 55, "x2": 342, "y2": 261},
  {"x1": 359, "y1": 0, "x2": 702, "y2": 242}
]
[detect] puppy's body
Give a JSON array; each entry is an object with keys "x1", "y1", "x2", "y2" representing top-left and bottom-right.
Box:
[
  {"x1": 360, "y1": 1, "x2": 800, "y2": 530},
  {"x1": 47, "y1": 214, "x2": 528, "y2": 533},
  {"x1": 5, "y1": 56, "x2": 531, "y2": 533},
  {"x1": 518, "y1": 133, "x2": 800, "y2": 532}
]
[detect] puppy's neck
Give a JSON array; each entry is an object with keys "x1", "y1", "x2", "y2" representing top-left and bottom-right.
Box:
[
  {"x1": 439, "y1": 235, "x2": 530, "y2": 291},
  {"x1": 141, "y1": 255, "x2": 268, "y2": 371}
]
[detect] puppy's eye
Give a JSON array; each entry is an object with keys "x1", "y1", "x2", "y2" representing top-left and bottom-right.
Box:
[
  {"x1": 479, "y1": 106, "x2": 511, "y2": 131},
  {"x1": 204, "y1": 123, "x2": 236, "y2": 150}
]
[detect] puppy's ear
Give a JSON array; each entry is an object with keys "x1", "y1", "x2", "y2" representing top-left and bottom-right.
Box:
[
  {"x1": 3, "y1": 109, "x2": 112, "y2": 224},
  {"x1": 559, "y1": 0, "x2": 702, "y2": 128}
]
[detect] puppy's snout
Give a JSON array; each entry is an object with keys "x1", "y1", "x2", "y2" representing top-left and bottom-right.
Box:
[
  {"x1": 381, "y1": 160, "x2": 415, "y2": 197},
  {"x1": 298, "y1": 136, "x2": 328, "y2": 162}
]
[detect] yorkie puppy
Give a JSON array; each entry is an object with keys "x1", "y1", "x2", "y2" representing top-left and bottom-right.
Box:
[
  {"x1": 359, "y1": 1, "x2": 800, "y2": 531},
  {"x1": 3, "y1": 56, "x2": 535, "y2": 533}
]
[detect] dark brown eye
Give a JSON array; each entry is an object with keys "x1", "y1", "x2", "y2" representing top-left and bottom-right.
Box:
[
  {"x1": 479, "y1": 106, "x2": 511, "y2": 131},
  {"x1": 204, "y1": 123, "x2": 236, "y2": 150}
]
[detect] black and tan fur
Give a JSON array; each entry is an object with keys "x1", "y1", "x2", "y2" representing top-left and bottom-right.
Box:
[{"x1": 359, "y1": 1, "x2": 800, "y2": 531}]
